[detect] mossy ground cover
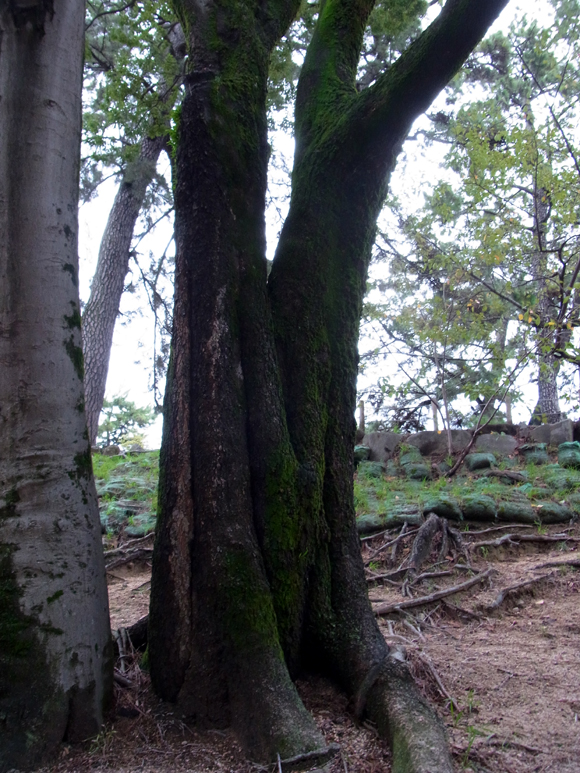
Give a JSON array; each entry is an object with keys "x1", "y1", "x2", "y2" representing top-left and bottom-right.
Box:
[
  {"x1": 355, "y1": 454, "x2": 580, "y2": 528},
  {"x1": 93, "y1": 451, "x2": 159, "y2": 538}
]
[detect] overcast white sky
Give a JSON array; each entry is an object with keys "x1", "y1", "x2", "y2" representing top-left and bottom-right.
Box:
[{"x1": 78, "y1": 0, "x2": 559, "y2": 447}]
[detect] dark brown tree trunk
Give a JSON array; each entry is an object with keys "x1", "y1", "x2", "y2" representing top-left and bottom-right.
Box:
[
  {"x1": 82, "y1": 134, "x2": 167, "y2": 445},
  {"x1": 149, "y1": 2, "x2": 511, "y2": 771}
]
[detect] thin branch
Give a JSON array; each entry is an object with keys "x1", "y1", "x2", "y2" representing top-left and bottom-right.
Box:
[{"x1": 85, "y1": 0, "x2": 137, "y2": 32}]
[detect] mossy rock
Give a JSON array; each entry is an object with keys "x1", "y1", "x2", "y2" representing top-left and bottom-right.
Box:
[
  {"x1": 356, "y1": 506, "x2": 423, "y2": 534},
  {"x1": 435, "y1": 461, "x2": 452, "y2": 476},
  {"x1": 354, "y1": 445, "x2": 371, "y2": 465},
  {"x1": 465, "y1": 453, "x2": 496, "y2": 471},
  {"x1": 462, "y1": 494, "x2": 497, "y2": 522},
  {"x1": 519, "y1": 443, "x2": 549, "y2": 465},
  {"x1": 125, "y1": 513, "x2": 157, "y2": 537},
  {"x1": 422, "y1": 495, "x2": 462, "y2": 521},
  {"x1": 402, "y1": 461, "x2": 432, "y2": 481},
  {"x1": 558, "y1": 441, "x2": 580, "y2": 470},
  {"x1": 543, "y1": 464, "x2": 580, "y2": 492},
  {"x1": 357, "y1": 461, "x2": 386, "y2": 479},
  {"x1": 400, "y1": 448, "x2": 424, "y2": 466},
  {"x1": 497, "y1": 500, "x2": 537, "y2": 524},
  {"x1": 385, "y1": 460, "x2": 400, "y2": 477},
  {"x1": 533, "y1": 501, "x2": 574, "y2": 524},
  {"x1": 567, "y1": 494, "x2": 580, "y2": 513}
]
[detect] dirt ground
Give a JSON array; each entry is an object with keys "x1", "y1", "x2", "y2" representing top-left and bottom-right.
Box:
[{"x1": 40, "y1": 523, "x2": 580, "y2": 772}]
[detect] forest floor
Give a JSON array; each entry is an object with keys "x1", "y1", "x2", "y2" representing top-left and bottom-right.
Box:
[{"x1": 39, "y1": 450, "x2": 580, "y2": 772}]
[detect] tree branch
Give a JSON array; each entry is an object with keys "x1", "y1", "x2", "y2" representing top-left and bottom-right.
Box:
[{"x1": 347, "y1": 0, "x2": 511, "y2": 156}]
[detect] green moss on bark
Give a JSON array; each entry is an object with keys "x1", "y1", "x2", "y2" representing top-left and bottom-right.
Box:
[{"x1": 0, "y1": 543, "x2": 68, "y2": 770}]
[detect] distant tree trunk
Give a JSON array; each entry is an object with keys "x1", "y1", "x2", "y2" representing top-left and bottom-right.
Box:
[
  {"x1": 149, "y1": 1, "x2": 510, "y2": 771},
  {"x1": 0, "y1": 3, "x2": 112, "y2": 770},
  {"x1": 82, "y1": 134, "x2": 167, "y2": 445},
  {"x1": 529, "y1": 131, "x2": 562, "y2": 423}
]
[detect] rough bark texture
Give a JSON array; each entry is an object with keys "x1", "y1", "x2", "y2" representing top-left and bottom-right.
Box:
[
  {"x1": 82, "y1": 134, "x2": 167, "y2": 445},
  {"x1": 0, "y1": 3, "x2": 112, "y2": 770},
  {"x1": 149, "y1": 1, "x2": 511, "y2": 771}
]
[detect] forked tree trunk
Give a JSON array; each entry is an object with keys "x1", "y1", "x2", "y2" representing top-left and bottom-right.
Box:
[
  {"x1": 0, "y1": 3, "x2": 112, "y2": 770},
  {"x1": 82, "y1": 134, "x2": 167, "y2": 445},
  {"x1": 149, "y1": 1, "x2": 510, "y2": 771}
]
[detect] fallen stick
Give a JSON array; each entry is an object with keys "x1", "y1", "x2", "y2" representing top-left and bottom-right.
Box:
[{"x1": 373, "y1": 568, "x2": 494, "y2": 616}]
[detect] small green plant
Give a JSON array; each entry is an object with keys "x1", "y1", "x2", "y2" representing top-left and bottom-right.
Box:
[
  {"x1": 479, "y1": 546, "x2": 489, "y2": 558},
  {"x1": 535, "y1": 520, "x2": 547, "y2": 535},
  {"x1": 461, "y1": 725, "x2": 488, "y2": 768},
  {"x1": 465, "y1": 689, "x2": 479, "y2": 714},
  {"x1": 89, "y1": 727, "x2": 116, "y2": 756}
]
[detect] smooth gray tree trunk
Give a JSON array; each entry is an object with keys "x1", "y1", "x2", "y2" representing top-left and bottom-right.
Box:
[{"x1": 0, "y1": 2, "x2": 112, "y2": 770}]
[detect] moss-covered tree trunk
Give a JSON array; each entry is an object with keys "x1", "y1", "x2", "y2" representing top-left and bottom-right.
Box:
[
  {"x1": 149, "y1": 1, "x2": 511, "y2": 770},
  {"x1": 0, "y1": 2, "x2": 112, "y2": 770}
]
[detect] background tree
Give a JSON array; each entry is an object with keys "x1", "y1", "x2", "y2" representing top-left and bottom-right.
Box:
[
  {"x1": 97, "y1": 395, "x2": 156, "y2": 447},
  {"x1": 82, "y1": 0, "x2": 183, "y2": 443},
  {"x1": 0, "y1": 2, "x2": 111, "y2": 769},
  {"x1": 361, "y1": 0, "x2": 580, "y2": 428},
  {"x1": 149, "y1": 1, "x2": 510, "y2": 771}
]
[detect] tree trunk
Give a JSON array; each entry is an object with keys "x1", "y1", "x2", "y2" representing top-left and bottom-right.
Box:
[
  {"x1": 149, "y1": 1, "x2": 510, "y2": 771},
  {"x1": 0, "y1": 3, "x2": 112, "y2": 770},
  {"x1": 82, "y1": 134, "x2": 167, "y2": 445}
]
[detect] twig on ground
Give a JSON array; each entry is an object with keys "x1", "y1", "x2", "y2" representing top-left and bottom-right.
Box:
[
  {"x1": 373, "y1": 568, "x2": 494, "y2": 615},
  {"x1": 417, "y1": 651, "x2": 459, "y2": 711},
  {"x1": 485, "y1": 734, "x2": 543, "y2": 755},
  {"x1": 364, "y1": 524, "x2": 417, "y2": 567},
  {"x1": 105, "y1": 548, "x2": 154, "y2": 570},
  {"x1": 392, "y1": 523, "x2": 412, "y2": 565},
  {"x1": 278, "y1": 744, "x2": 340, "y2": 771},
  {"x1": 104, "y1": 532, "x2": 154, "y2": 557}
]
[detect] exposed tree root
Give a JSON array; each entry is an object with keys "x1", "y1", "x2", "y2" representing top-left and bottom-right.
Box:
[
  {"x1": 373, "y1": 569, "x2": 494, "y2": 615},
  {"x1": 366, "y1": 650, "x2": 454, "y2": 773},
  {"x1": 469, "y1": 533, "x2": 579, "y2": 551},
  {"x1": 480, "y1": 572, "x2": 555, "y2": 612},
  {"x1": 105, "y1": 547, "x2": 153, "y2": 570},
  {"x1": 408, "y1": 513, "x2": 441, "y2": 573},
  {"x1": 532, "y1": 555, "x2": 580, "y2": 570}
]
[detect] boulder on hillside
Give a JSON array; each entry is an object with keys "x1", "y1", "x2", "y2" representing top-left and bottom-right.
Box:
[
  {"x1": 474, "y1": 434, "x2": 517, "y2": 456},
  {"x1": 528, "y1": 419, "x2": 573, "y2": 446},
  {"x1": 362, "y1": 431, "x2": 405, "y2": 463},
  {"x1": 406, "y1": 429, "x2": 472, "y2": 456}
]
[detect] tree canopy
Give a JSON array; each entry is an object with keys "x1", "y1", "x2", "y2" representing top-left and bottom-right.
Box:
[{"x1": 361, "y1": 0, "x2": 580, "y2": 431}]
